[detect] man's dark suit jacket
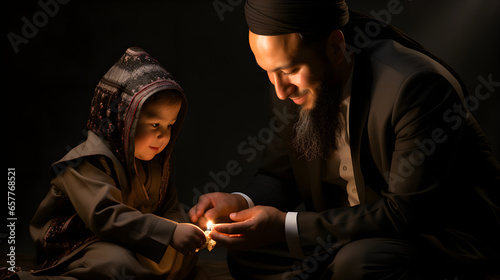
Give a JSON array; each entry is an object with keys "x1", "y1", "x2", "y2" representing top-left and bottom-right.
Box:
[{"x1": 243, "y1": 37, "x2": 500, "y2": 266}]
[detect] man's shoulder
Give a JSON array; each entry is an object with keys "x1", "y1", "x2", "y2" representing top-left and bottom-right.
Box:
[
  {"x1": 358, "y1": 39, "x2": 463, "y2": 98},
  {"x1": 365, "y1": 39, "x2": 457, "y2": 84}
]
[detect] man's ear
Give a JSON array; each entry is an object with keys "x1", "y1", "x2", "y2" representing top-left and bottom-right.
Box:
[{"x1": 326, "y1": 29, "x2": 346, "y2": 64}]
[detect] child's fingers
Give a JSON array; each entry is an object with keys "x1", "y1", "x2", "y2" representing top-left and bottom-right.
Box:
[{"x1": 194, "y1": 227, "x2": 207, "y2": 245}]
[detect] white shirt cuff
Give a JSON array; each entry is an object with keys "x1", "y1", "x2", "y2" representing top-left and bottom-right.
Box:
[
  {"x1": 285, "y1": 212, "x2": 303, "y2": 258},
  {"x1": 231, "y1": 192, "x2": 255, "y2": 208}
]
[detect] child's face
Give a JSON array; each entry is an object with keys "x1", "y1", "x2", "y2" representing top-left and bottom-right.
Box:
[{"x1": 134, "y1": 99, "x2": 181, "y2": 161}]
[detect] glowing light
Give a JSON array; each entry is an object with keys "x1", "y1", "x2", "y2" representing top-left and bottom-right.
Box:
[{"x1": 206, "y1": 220, "x2": 213, "y2": 231}]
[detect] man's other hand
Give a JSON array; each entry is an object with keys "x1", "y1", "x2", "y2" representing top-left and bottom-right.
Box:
[
  {"x1": 210, "y1": 206, "x2": 286, "y2": 250},
  {"x1": 189, "y1": 192, "x2": 249, "y2": 227}
]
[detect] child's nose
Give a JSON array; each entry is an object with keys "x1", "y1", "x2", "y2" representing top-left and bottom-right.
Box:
[{"x1": 157, "y1": 128, "x2": 171, "y2": 142}]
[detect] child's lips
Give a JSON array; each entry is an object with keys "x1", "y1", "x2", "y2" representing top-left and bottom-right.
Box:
[{"x1": 149, "y1": 146, "x2": 160, "y2": 151}]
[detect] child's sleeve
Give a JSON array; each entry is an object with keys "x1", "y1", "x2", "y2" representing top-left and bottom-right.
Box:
[{"x1": 52, "y1": 158, "x2": 176, "y2": 263}]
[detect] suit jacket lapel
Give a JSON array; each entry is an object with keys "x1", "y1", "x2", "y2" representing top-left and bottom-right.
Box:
[
  {"x1": 306, "y1": 159, "x2": 327, "y2": 211},
  {"x1": 348, "y1": 53, "x2": 372, "y2": 204},
  {"x1": 290, "y1": 153, "x2": 324, "y2": 211}
]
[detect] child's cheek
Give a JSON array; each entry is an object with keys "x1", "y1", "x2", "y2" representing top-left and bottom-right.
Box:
[{"x1": 134, "y1": 131, "x2": 149, "y2": 155}]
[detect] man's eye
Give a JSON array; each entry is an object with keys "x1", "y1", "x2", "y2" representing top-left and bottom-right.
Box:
[{"x1": 282, "y1": 68, "x2": 298, "y2": 75}]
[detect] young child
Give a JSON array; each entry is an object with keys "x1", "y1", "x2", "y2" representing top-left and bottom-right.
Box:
[{"x1": 17, "y1": 47, "x2": 207, "y2": 280}]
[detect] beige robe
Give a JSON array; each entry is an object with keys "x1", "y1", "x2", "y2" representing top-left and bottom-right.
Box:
[{"x1": 21, "y1": 132, "x2": 196, "y2": 280}]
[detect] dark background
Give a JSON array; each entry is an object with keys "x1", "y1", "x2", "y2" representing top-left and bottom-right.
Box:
[{"x1": 2, "y1": 0, "x2": 499, "y2": 261}]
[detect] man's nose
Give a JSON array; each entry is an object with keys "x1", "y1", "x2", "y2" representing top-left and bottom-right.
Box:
[{"x1": 271, "y1": 73, "x2": 297, "y2": 100}]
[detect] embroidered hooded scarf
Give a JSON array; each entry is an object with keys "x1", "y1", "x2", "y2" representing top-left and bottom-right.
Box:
[{"x1": 86, "y1": 47, "x2": 187, "y2": 212}]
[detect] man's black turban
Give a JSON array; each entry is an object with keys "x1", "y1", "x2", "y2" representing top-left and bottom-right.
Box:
[{"x1": 244, "y1": 0, "x2": 349, "y2": 36}]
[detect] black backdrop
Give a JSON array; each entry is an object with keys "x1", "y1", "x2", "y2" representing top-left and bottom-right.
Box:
[{"x1": 3, "y1": 0, "x2": 500, "y2": 258}]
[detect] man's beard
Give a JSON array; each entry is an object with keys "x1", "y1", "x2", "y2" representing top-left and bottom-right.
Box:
[{"x1": 291, "y1": 78, "x2": 343, "y2": 161}]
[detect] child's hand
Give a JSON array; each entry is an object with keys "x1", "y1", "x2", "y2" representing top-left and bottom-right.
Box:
[{"x1": 171, "y1": 223, "x2": 206, "y2": 255}]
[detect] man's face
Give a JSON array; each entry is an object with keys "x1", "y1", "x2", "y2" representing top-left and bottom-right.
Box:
[
  {"x1": 249, "y1": 31, "x2": 333, "y2": 111},
  {"x1": 249, "y1": 31, "x2": 345, "y2": 160}
]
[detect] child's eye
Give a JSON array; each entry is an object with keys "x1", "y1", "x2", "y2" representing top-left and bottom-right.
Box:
[
  {"x1": 152, "y1": 123, "x2": 160, "y2": 128},
  {"x1": 167, "y1": 124, "x2": 173, "y2": 129}
]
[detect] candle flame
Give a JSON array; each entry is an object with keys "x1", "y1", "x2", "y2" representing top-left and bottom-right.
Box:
[{"x1": 206, "y1": 220, "x2": 213, "y2": 231}]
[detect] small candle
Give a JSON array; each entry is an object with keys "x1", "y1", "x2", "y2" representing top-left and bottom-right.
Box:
[{"x1": 195, "y1": 220, "x2": 216, "y2": 252}]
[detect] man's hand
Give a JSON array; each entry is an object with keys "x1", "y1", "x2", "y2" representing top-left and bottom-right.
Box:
[
  {"x1": 189, "y1": 192, "x2": 249, "y2": 227},
  {"x1": 210, "y1": 206, "x2": 286, "y2": 250},
  {"x1": 170, "y1": 223, "x2": 206, "y2": 255}
]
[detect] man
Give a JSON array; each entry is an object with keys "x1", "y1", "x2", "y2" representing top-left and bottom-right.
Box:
[{"x1": 190, "y1": 0, "x2": 500, "y2": 279}]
